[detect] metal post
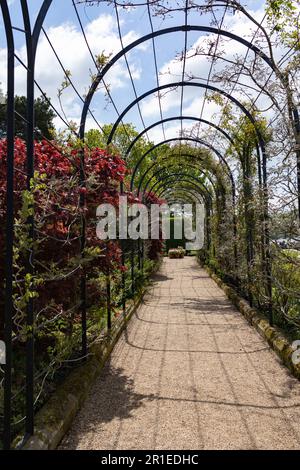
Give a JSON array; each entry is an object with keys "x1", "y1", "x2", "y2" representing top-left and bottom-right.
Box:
[
  {"x1": 106, "y1": 272, "x2": 111, "y2": 330},
  {"x1": 122, "y1": 245, "x2": 126, "y2": 315},
  {"x1": 79, "y1": 146, "x2": 87, "y2": 357},
  {"x1": 131, "y1": 242, "x2": 135, "y2": 296},
  {"x1": 21, "y1": 0, "x2": 35, "y2": 438},
  {"x1": 141, "y1": 240, "x2": 144, "y2": 275},
  {"x1": 2, "y1": 0, "x2": 15, "y2": 450},
  {"x1": 242, "y1": 147, "x2": 254, "y2": 306},
  {"x1": 261, "y1": 146, "x2": 273, "y2": 325},
  {"x1": 21, "y1": 0, "x2": 53, "y2": 439},
  {"x1": 292, "y1": 108, "x2": 300, "y2": 222},
  {"x1": 138, "y1": 238, "x2": 141, "y2": 271}
]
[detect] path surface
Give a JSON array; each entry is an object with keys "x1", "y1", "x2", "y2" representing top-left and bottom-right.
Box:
[{"x1": 60, "y1": 257, "x2": 300, "y2": 450}]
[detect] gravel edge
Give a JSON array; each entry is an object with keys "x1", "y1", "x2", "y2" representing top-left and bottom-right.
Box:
[
  {"x1": 14, "y1": 289, "x2": 147, "y2": 450},
  {"x1": 206, "y1": 267, "x2": 300, "y2": 381}
]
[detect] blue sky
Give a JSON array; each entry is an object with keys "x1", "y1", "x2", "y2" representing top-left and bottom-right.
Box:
[{"x1": 1, "y1": 0, "x2": 271, "y2": 146}]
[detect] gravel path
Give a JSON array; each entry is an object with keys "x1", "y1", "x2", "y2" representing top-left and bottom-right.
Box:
[{"x1": 60, "y1": 257, "x2": 300, "y2": 450}]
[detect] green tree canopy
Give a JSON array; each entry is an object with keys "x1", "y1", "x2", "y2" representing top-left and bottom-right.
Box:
[{"x1": 0, "y1": 93, "x2": 56, "y2": 140}]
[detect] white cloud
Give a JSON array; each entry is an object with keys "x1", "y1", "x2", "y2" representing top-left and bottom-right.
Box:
[
  {"x1": 140, "y1": 5, "x2": 277, "y2": 129},
  {"x1": 0, "y1": 13, "x2": 142, "y2": 130},
  {"x1": 0, "y1": 1, "x2": 295, "y2": 146}
]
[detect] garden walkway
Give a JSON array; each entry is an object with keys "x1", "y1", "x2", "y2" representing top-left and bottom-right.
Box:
[{"x1": 60, "y1": 257, "x2": 300, "y2": 450}]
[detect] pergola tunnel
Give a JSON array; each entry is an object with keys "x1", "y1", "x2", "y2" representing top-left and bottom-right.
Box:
[{"x1": 0, "y1": 0, "x2": 300, "y2": 451}]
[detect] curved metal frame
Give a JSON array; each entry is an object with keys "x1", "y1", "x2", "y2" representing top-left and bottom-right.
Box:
[
  {"x1": 22, "y1": 0, "x2": 53, "y2": 442},
  {"x1": 135, "y1": 144, "x2": 233, "y2": 196},
  {"x1": 111, "y1": 115, "x2": 241, "y2": 159},
  {"x1": 161, "y1": 186, "x2": 210, "y2": 246},
  {"x1": 138, "y1": 151, "x2": 237, "y2": 260},
  {"x1": 146, "y1": 174, "x2": 213, "y2": 203},
  {"x1": 155, "y1": 179, "x2": 213, "y2": 251},
  {"x1": 103, "y1": 81, "x2": 267, "y2": 157},
  {"x1": 156, "y1": 181, "x2": 212, "y2": 212},
  {"x1": 161, "y1": 189, "x2": 205, "y2": 209},
  {"x1": 2, "y1": 1, "x2": 286, "y2": 449},
  {"x1": 80, "y1": 24, "x2": 275, "y2": 139},
  {"x1": 137, "y1": 155, "x2": 217, "y2": 193},
  {"x1": 141, "y1": 162, "x2": 218, "y2": 197},
  {"x1": 158, "y1": 187, "x2": 205, "y2": 203},
  {"x1": 1, "y1": 0, "x2": 54, "y2": 449},
  {"x1": 1, "y1": 0, "x2": 15, "y2": 451},
  {"x1": 130, "y1": 136, "x2": 237, "y2": 192}
]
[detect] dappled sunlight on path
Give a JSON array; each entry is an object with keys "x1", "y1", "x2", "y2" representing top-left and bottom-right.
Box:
[{"x1": 60, "y1": 257, "x2": 300, "y2": 450}]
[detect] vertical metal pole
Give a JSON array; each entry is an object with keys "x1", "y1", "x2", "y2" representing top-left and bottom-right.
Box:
[
  {"x1": 232, "y1": 189, "x2": 238, "y2": 286},
  {"x1": 292, "y1": 108, "x2": 300, "y2": 222},
  {"x1": 21, "y1": 0, "x2": 53, "y2": 438},
  {"x1": 205, "y1": 203, "x2": 211, "y2": 255},
  {"x1": 80, "y1": 152, "x2": 87, "y2": 357},
  {"x1": 2, "y1": 0, "x2": 15, "y2": 450},
  {"x1": 242, "y1": 147, "x2": 254, "y2": 306},
  {"x1": 138, "y1": 238, "x2": 141, "y2": 271},
  {"x1": 119, "y1": 182, "x2": 126, "y2": 314},
  {"x1": 261, "y1": 145, "x2": 273, "y2": 325},
  {"x1": 21, "y1": 0, "x2": 35, "y2": 437},
  {"x1": 131, "y1": 242, "x2": 135, "y2": 296},
  {"x1": 122, "y1": 246, "x2": 126, "y2": 315},
  {"x1": 283, "y1": 72, "x2": 300, "y2": 223},
  {"x1": 255, "y1": 144, "x2": 267, "y2": 304},
  {"x1": 141, "y1": 240, "x2": 144, "y2": 275},
  {"x1": 106, "y1": 271, "x2": 111, "y2": 330}
]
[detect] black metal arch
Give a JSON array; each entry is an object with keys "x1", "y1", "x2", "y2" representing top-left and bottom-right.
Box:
[
  {"x1": 1, "y1": 0, "x2": 15, "y2": 452},
  {"x1": 141, "y1": 162, "x2": 218, "y2": 199},
  {"x1": 21, "y1": 0, "x2": 54, "y2": 442},
  {"x1": 80, "y1": 24, "x2": 275, "y2": 138},
  {"x1": 111, "y1": 115, "x2": 241, "y2": 158},
  {"x1": 156, "y1": 181, "x2": 211, "y2": 206},
  {"x1": 1, "y1": 0, "x2": 53, "y2": 450},
  {"x1": 130, "y1": 137, "x2": 236, "y2": 206},
  {"x1": 137, "y1": 154, "x2": 219, "y2": 194},
  {"x1": 89, "y1": 7, "x2": 273, "y2": 371},
  {"x1": 159, "y1": 184, "x2": 212, "y2": 235},
  {"x1": 1, "y1": 1, "x2": 282, "y2": 451},
  {"x1": 158, "y1": 184, "x2": 213, "y2": 251},
  {"x1": 154, "y1": 179, "x2": 213, "y2": 253},
  {"x1": 138, "y1": 156, "x2": 220, "y2": 194},
  {"x1": 145, "y1": 173, "x2": 213, "y2": 203},
  {"x1": 138, "y1": 147, "x2": 231, "y2": 193},
  {"x1": 104, "y1": 82, "x2": 266, "y2": 154},
  {"x1": 149, "y1": 172, "x2": 216, "y2": 255},
  {"x1": 130, "y1": 137, "x2": 235, "y2": 192},
  {"x1": 137, "y1": 154, "x2": 236, "y2": 255},
  {"x1": 161, "y1": 188, "x2": 205, "y2": 205},
  {"x1": 150, "y1": 168, "x2": 237, "y2": 266},
  {"x1": 133, "y1": 141, "x2": 238, "y2": 268}
]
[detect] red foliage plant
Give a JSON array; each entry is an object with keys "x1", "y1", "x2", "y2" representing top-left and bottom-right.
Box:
[
  {"x1": 0, "y1": 138, "x2": 130, "y2": 331},
  {"x1": 0, "y1": 139, "x2": 164, "y2": 337}
]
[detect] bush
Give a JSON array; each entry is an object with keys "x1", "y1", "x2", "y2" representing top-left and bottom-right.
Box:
[
  {"x1": 272, "y1": 248, "x2": 300, "y2": 332},
  {"x1": 0, "y1": 138, "x2": 163, "y2": 440},
  {"x1": 168, "y1": 247, "x2": 185, "y2": 259}
]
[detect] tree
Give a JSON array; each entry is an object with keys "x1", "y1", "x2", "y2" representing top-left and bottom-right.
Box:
[
  {"x1": 85, "y1": 123, "x2": 159, "y2": 186},
  {"x1": 0, "y1": 93, "x2": 56, "y2": 140}
]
